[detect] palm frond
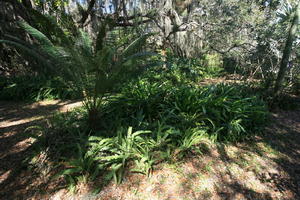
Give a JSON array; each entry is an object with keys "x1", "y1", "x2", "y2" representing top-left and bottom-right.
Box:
[
  {"x1": 29, "y1": 9, "x2": 73, "y2": 46},
  {"x1": 120, "y1": 34, "x2": 150, "y2": 59},
  {"x1": 0, "y1": 39, "x2": 54, "y2": 70},
  {"x1": 277, "y1": 1, "x2": 295, "y2": 23},
  {"x1": 19, "y1": 22, "x2": 54, "y2": 47}
]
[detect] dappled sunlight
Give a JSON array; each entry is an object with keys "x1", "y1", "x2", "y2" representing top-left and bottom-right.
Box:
[
  {"x1": 0, "y1": 103, "x2": 294, "y2": 199},
  {"x1": 64, "y1": 112, "x2": 298, "y2": 200},
  {"x1": 0, "y1": 117, "x2": 44, "y2": 129},
  {"x1": 0, "y1": 170, "x2": 11, "y2": 184},
  {"x1": 1, "y1": 99, "x2": 300, "y2": 199},
  {"x1": 76, "y1": 150, "x2": 277, "y2": 199},
  {"x1": 0, "y1": 100, "x2": 82, "y2": 199},
  {"x1": 1, "y1": 0, "x2": 300, "y2": 199}
]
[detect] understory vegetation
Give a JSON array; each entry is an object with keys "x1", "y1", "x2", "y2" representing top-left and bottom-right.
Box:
[
  {"x1": 0, "y1": 75, "x2": 81, "y2": 101},
  {"x1": 26, "y1": 65, "x2": 269, "y2": 191},
  {"x1": 1, "y1": 0, "x2": 300, "y2": 196}
]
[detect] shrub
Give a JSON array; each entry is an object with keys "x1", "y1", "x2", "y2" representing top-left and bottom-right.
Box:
[
  {"x1": 28, "y1": 80, "x2": 269, "y2": 191},
  {"x1": 136, "y1": 56, "x2": 223, "y2": 88},
  {"x1": 0, "y1": 75, "x2": 80, "y2": 101},
  {"x1": 103, "y1": 82, "x2": 268, "y2": 142},
  {"x1": 22, "y1": 56, "x2": 266, "y2": 193}
]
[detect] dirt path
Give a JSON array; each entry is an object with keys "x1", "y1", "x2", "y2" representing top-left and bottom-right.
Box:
[
  {"x1": 0, "y1": 100, "x2": 81, "y2": 199},
  {"x1": 0, "y1": 100, "x2": 299, "y2": 200}
]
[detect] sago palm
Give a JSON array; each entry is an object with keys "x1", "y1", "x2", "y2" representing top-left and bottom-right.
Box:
[{"x1": 1, "y1": 18, "x2": 152, "y2": 130}]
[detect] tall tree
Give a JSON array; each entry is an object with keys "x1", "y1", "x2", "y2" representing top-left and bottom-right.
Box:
[{"x1": 274, "y1": 1, "x2": 300, "y2": 95}]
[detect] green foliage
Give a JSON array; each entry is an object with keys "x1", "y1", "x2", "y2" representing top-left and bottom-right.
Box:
[
  {"x1": 55, "y1": 144, "x2": 101, "y2": 193},
  {"x1": 21, "y1": 43, "x2": 268, "y2": 188},
  {"x1": 12, "y1": 8, "x2": 271, "y2": 193},
  {"x1": 121, "y1": 55, "x2": 224, "y2": 89},
  {"x1": 162, "y1": 56, "x2": 223, "y2": 85},
  {"x1": 1, "y1": 19, "x2": 152, "y2": 129},
  {"x1": 90, "y1": 127, "x2": 152, "y2": 183},
  {"x1": 28, "y1": 80, "x2": 268, "y2": 191},
  {"x1": 0, "y1": 75, "x2": 80, "y2": 101},
  {"x1": 81, "y1": 126, "x2": 209, "y2": 184},
  {"x1": 103, "y1": 81, "x2": 268, "y2": 142},
  {"x1": 175, "y1": 128, "x2": 208, "y2": 159}
]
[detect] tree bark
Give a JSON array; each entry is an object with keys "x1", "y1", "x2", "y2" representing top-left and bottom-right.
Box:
[
  {"x1": 79, "y1": 0, "x2": 96, "y2": 27},
  {"x1": 274, "y1": 1, "x2": 300, "y2": 95}
]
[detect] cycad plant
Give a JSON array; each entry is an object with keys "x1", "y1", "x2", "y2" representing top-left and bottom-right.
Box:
[{"x1": 0, "y1": 17, "x2": 151, "y2": 130}]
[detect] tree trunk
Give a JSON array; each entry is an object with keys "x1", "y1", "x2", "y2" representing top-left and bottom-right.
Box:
[
  {"x1": 79, "y1": 0, "x2": 96, "y2": 27},
  {"x1": 88, "y1": 107, "x2": 101, "y2": 131},
  {"x1": 274, "y1": 1, "x2": 300, "y2": 96}
]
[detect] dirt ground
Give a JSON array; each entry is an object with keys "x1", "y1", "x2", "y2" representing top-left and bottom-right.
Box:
[
  {"x1": 0, "y1": 100, "x2": 81, "y2": 199},
  {"x1": 0, "y1": 100, "x2": 299, "y2": 200}
]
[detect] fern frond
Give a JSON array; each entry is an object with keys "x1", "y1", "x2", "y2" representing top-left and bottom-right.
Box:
[{"x1": 76, "y1": 30, "x2": 93, "y2": 57}]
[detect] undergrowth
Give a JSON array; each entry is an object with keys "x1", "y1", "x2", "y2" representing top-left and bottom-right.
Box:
[
  {"x1": 27, "y1": 79, "x2": 269, "y2": 192},
  {"x1": 22, "y1": 53, "x2": 268, "y2": 193},
  {"x1": 0, "y1": 55, "x2": 222, "y2": 102},
  {"x1": 0, "y1": 75, "x2": 81, "y2": 101}
]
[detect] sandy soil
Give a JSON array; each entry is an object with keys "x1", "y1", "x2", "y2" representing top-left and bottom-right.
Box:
[{"x1": 0, "y1": 100, "x2": 299, "y2": 200}]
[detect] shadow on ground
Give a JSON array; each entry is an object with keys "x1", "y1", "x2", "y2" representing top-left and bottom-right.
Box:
[
  {"x1": 212, "y1": 109, "x2": 300, "y2": 200},
  {"x1": 0, "y1": 100, "x2": 300, "y2": 200},
  {"x1": 0, "y1": 100, "x2": 81, "y2": 199},
  {"x1": 92, "y1": 108, "x2": 300, "y2": 200}
]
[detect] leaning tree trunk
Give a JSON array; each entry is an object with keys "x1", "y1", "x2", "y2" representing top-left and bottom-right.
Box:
[{"x1": 274, "y1": 1, "x2": 300, "y2": 96}]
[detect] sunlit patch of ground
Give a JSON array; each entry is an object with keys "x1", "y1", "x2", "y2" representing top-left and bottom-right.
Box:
[
  {"x1": 0, "y1": 100, "x2": 299, "y2": 200},
  {"x1": 0, "y1": 100, "x2": 82, "y2": 199},
  {"x1": 199, "y1": 75, "x2": 260, "y2": 86},
  {"x1": 89, "y1": 146, "x2": 285, "y2": 200},
  {"x1": 54, "y1": 128, "x2": 298, "y2": 200}
]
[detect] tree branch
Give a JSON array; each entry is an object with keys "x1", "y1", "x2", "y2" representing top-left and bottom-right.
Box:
[{"x1": 79, "y1": 0, "x2": 96, "y2": 26}]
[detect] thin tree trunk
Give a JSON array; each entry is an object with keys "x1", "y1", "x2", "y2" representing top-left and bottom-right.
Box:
[{"x1": 274, "y1": 1, "x2": 300, "y2": 96}]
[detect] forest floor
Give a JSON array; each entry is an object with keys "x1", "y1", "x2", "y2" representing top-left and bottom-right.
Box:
[{"x1": 0, "y1": 99, "x2": 299, "y2": 200}]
